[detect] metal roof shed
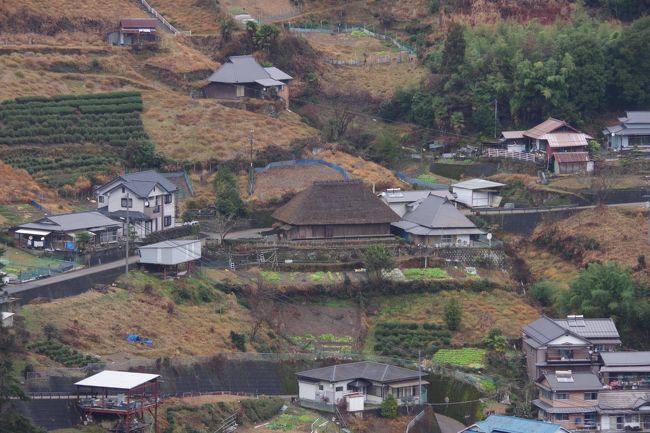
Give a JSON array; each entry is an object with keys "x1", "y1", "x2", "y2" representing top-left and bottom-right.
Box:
[
  {"x1": 137, "y1": 239, "x2": 201, "y2": 266},
  {"x1": 75, "y1": 371, "x2": 160, "y2": 390}
]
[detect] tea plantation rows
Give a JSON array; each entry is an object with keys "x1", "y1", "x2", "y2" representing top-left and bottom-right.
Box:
[
  {"x1": 0, "y1": 91, "x2": 149, "y2": 146},
  {"x1": 373, "y1": 322, "x2": 451, "y2": 358}
]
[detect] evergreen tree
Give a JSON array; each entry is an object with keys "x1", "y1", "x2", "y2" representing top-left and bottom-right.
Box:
[{"x1": 441, "y1": 23, "x2": 466, "y2": 73}]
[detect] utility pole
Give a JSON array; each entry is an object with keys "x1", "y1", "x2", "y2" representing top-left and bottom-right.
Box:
[
  {"x1": 249, "y1": 129, "x2": 254, "y2": 169},
  {"x1": 494, "y1": 99, "x2": 498, "y2": 139},
  {"x1": 418, "y1": 350, "x2": 422, "y2": 405},
  {"x1": 125, "y1": 192, "x2": 130, "y2": 276}
]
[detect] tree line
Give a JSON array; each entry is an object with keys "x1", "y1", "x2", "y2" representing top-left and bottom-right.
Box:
[{"x1": 380, "y1": 14, "x2": 650, "y2": 136}]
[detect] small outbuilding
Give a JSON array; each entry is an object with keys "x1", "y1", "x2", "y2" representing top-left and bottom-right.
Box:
[
  {"x1": 204, "y1": 55, "x2": 293, "y2": 108},
  {"x1": 553, "y1": 152, "x2": 593, "y2": 175},
  {"x1": 108, "y1": 18, "x2": 159, "y2": 46},
  {"x1": 272, "y1": 180, "x2": 400, "y2": 240},
  {"x1": 75, "y1": 370, "x2": 161, "y2": 433},
  {"x1": 451, "y1": 178, "x2": 505, "y2": 209},
  {"x1": 137, "y1": 239, "x2": 201, "y2": 277}
]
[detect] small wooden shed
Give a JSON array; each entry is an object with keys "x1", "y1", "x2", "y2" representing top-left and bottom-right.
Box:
[{"x1": 553, "y1": 152, "x2": 593, "y2": 175}]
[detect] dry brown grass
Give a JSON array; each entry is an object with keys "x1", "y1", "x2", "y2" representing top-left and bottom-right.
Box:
[
  {"x1": 0, "y1": 160, "x2": 71, "y2": 210},
  {"x1": 516, "y1": 240, "x2": 580, "y2": 289},
  {"x1": 532, "y1": 206, "x2": 650, "y2": 269},
  {"x1": 144, "y1": 34, "x2": 218, "y2": 74},
  {"x1": 142, "y1": 91, "x2": 317, "y2": 161},
  {"x1": 146, "y1": 0, "x2": 220, "y2": 34},
  {"x1": 369, "y1": 290, "x2": 540, "y2": 344},
  {"x1": 316, "y1": 149, "x2": 405, "y2": 190},
  {"x1": 20, "y1": 284, "x2": 257, "y2": 358},
  {"x1": 321, "y1": 62, "x2": 428, "y2": 99},
  {"x1": 300, "y1": 32, "x2": 393, "y2": 59},
  {"x1": 221, "y1": 0, "x2": 295, "y2": 16},
  {"x1": 1, "y1": 0, "x2": 145, "y2": 21},
  {"x1": 247, "y1": 164, "x2": 343, "y2": 203}
]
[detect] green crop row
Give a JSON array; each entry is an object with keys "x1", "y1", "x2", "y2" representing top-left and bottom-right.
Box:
[
  {"x1": 2, "y1": 91, "x2": 141, "y2": 105},
  {"x1": 0, "y1": 97, "x2": 142, "y2": 112},
  {"x1": 29, "y1": 340, "x2": 99, "y2": 367}
]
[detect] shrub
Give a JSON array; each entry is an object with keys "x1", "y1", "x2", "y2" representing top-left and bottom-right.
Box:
[
  {"x1": 443, "y1": 298, "x2": 462, "y2": 331},
  {"x1": 230, "y1": 331, "x2": 246, "y2": 351},
  {"x1": 381, "y1": 394, "x2": 398, "y2": 418},
  {"x1": 530, "y1": 280, "x2": 556, "y2": 307}
]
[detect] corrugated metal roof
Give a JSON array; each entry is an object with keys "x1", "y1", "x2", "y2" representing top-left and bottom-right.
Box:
[
  {"x1": 120, "y1": 18, "x2": 158, "y2": 29},
  {"x1": 138, "y1": 239, "x2": 199, "y2": 249},
  {"x1": 75, "y1": 370, "x2": 160, "y2": 390},
  {"x1": 541, "y1": 372, "x2": 603, "y2": 391},
  {"x1": 465, "y1": 414, "x2": 570, "y2": 433},
  {"x1": 600, "y1": 351, "x2": 650, "y2": 367},
  {"x1": 296, "y1": 361, "x2": 421, "y2": 383},
  {"x1": 532, "y1": 399, "x2": 597, "y2": 414},
  {"x1": 451, "y1": 178, "x2": 505, "y2": 190},
  {"x1": 554, "y1": 152, "x2": 590, "y2": 164},
  {"x1": 543, "y1": 133, "x2": 590, "y2": 148},
  {"x1": 524, "y1": 118, "x2": 579, "y2": 139},
  {"x1": 502, "y1": 130, "x2": 525, "y2": 139}
]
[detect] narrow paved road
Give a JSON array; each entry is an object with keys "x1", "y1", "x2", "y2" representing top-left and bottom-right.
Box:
[
  {"x1": 435, "y1": 413, "x2": 465, "y2": 433},
  {"x1": 4, "y1": 256, "x2": 139, "y2": 295},
  {"x1": 464, "y1": 201, "x2": 647, "y2": 216}
]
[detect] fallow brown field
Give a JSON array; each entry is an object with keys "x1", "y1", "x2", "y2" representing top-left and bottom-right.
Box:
[{"x1": 247, "y1": 164, "x2": 343, "y2": 202}]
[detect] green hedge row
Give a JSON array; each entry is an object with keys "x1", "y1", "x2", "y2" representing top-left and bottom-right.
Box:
[
  {"x1": 29, "y1": 340, "x2": 99, "y2": 367},
  {"x1": 373, "y1": 321, "x2": 451, "y2": 358}
]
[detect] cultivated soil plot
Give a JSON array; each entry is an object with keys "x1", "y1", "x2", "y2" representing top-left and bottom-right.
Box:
[
  {"x1": 301, "y1": 31, "x2": 394, "y2": 60},
  {"x1": 272, "y1": 303, "x2": 361, "y2": 350},
  {"x1": 222, "y1": 0, "x2": 295, "y2": 16},
  {"x1": 250, "y1": 164, "x2": 343, "y2": 202}
]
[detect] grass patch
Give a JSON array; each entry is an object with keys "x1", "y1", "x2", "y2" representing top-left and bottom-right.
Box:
[
  {"x1": 261, "y1": 271, "x2": 281, "y2": 283},
  {"x1": 433, "y1": 348, "x2": 486, "y2": 368},
  {"x1": 268, "y1": 414, "x2": 316, "y2": 431},
  {"x1": 416, "y1": 173, "x2": 438, "y2": 184},
  {"x1": 402, "y1": 268, "x2": 448, "y2": 280}
]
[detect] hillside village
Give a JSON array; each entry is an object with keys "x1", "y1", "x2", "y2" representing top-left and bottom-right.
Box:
[{"x1": 0, "y1": 1, "x2": 650, "y2": 433}]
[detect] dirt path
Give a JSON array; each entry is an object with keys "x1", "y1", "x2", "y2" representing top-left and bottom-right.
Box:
[{"x1": 435, "y1": 413, "x2": 465, "y2": 433}]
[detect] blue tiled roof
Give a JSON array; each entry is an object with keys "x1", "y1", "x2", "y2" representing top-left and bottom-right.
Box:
[{"x1": 464, "y1": 415, "x2": 567, "y2": 433}]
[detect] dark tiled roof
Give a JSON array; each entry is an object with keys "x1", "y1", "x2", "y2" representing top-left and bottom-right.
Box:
[
  {"x1": 553, "y1": 318, "x2": 620, "y2": 340},
  {"x1": 600, "y1": 352, "x2": 650, "y2": 367},
  {"x1": 598, "y1": 391, "x2": 650, "y2": 412},
  {"x1": 296, "y1": 361, "x2": 420, "y2": 383},
  {"x1": 541, "y1": 372, "x2": 603, "y2": 391},
  {"x1": 98, "y1": 171, "x2": 178, "y2": 199},
  {"x1": 208, "y1": 55, "x2": 292, "y2": 84},
  {"x1": 273, "y1": 180, "x2": 400, "y2": 226},
  {"x1": 18, "y1": 211, "x2": 121, "y2": 232},
  {"x1": 522, "y1": 317, "x2": 569, "y2": 346}
]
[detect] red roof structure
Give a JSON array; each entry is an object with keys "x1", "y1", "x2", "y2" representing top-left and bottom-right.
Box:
[
  {"x1": 120, "y1": 18, "x2": 158, "y2": 29},
  {"x1": 553, "y1": 152, "x2": 590, "y2": 163}
]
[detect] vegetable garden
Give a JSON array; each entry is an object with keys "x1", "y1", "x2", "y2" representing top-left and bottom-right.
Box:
[
  {"x1": 0, "y1": 91, "x2": 149, "y2": 147},
  {"x1": 29, "y1": 340, "x2": 100, "y2": 367},
  {"x1": 373, "y1": 322, "x2": 451, "y2": 358}
]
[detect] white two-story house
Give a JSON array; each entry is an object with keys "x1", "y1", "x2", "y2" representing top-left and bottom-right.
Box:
[{"x1": 95, "y1": 171, "x2": 178, "y2": 238}]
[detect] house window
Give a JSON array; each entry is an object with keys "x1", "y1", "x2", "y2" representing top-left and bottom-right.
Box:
[
  {"x1": 541, "y1": 389, "x2": 553, "y2": 400},
  {"x1": 559, "y1": 348, "x2": 574, "y2": 359},
  {"x1": 441, "y1": 235, "x2": 453, "y2": 244},
  {"x1": 122, "y1": 187, "x2": 125, "y2": 193},
  {"x1": 236, "y1": 85, "x2": 245, "y2": 97},
  {"x1": 318, "y1": 385, "x2": 324, "y2": 391},
  {"x1": 584, "y1": 392, "x2": 597, "y2": 400},
  {"x1": 164, "y1": 216, "x2": 172, "y2": 227},
  {"x1": 335, "y1": 386, "x2": 343, "y2": 392},
  {"x1": 121, "y1": 198, "x2": 133, "y2": 208},
  {"x1": 616, "y1": 416, "x2": 624, "y2": 430},
  {"x1": 164, "y1": 194, "x2": 172, "y2": 204},
  {"x1": 98, "y1": 196, "x2": 104, "y2": 203},
  {"x1": 555, "y1": 393, "x2": 569, "y2": 400},
  {"x1": 555, "y1": 414, "x2": 569, "y2": 421}
]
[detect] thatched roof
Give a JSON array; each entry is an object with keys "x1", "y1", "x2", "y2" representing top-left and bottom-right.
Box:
[{"x1": 272, "y1": 180, "x2": 400, "y2": 226}]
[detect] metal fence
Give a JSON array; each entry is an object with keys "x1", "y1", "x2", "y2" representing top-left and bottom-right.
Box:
[
  {"x1": 139, "y1": 0, "x2": 191, "y2": 35},
  {"x1": 254, "y1": 159, "x2": 350, "y2": 179},
  {"x1": 395, "y1": 171, "x2": 449, "y2": 190}
]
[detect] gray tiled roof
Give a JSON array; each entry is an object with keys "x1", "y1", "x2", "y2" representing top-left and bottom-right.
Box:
[
  {"x1": 401, "y1": 195, "x2": 480, "y2": 230},
  {"x1": 18, "y1": 211, "x2": 121, "y2": 232},
  {"x1": 378, "y1": 190, "x2": 453, "y2": 204},
  {"x1": 98, "y1": 171, "x2": 178, "y2": 198},
  {"x1": 553, "y1": 318, "x2": 620, "y2": 340},
  {"x1": 600, "y1": 351, "x2": 650, "y2": 367},
  {"x1": 296, "y1": 361, "x2": 421, "y2": 383},
  {"x1": 523, "y1": 317, "x2": 570, "y2": 346},
  {"x1": 208, "y1": 55, "x2": 292, "y2": 84},
  {"x1": 541, "y1": 372, "x2": 603, "y2": 391},
  {"x1": 598, "y1": 391, "x2": 650, "y2": 412},
  {"x1": 621, "y1": 111, "x2": 650, "y2": 124},
  {"x1": 532, "y1": 399, "x2": 597, "y2": 414}
]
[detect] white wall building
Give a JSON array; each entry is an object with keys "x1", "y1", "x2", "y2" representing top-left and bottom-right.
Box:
[
  {"x1": 451, "y1": 178, "x2": 505, "y2": 208},
  {"x1": 95, "y1": 171, "x2": 178, "y2": 238}
]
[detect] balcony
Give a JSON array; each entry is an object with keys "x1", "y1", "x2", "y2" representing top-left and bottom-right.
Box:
[{"x1": 546, "y1": 347, "x2": 591, "y2": 363}]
